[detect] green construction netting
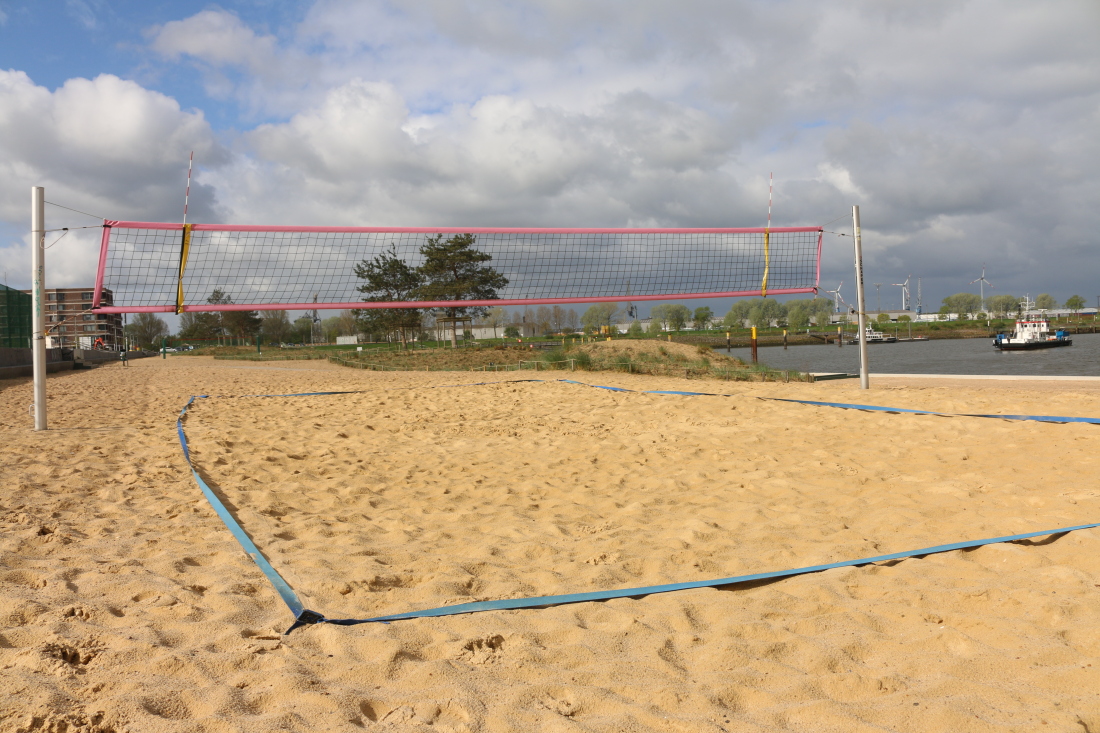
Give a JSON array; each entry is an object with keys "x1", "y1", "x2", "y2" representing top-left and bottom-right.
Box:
[{"x1": 0, "y1": 284, "x2": 32, "y2": 348}]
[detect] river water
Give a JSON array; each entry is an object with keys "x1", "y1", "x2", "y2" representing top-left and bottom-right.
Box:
[{"x1": 717, "y1": 332, "x2": 1100, "y2": 376}]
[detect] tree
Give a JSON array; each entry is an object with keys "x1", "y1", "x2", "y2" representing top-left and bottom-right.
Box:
[
  {"x1": 1064, "y1": 295, "x2": 1086, "y2": 315},
  {"x1": 876, "y1": 312, "x2": 890, "y2": 324},
  {"x1": 782, "y1": 298, "x2": 827, "y2": 330},
  {"x1": 692, "y1": 306, "x2": 714, "y2": 331},
  {"x1": 292, "y1": 316, "x2": 314, "y2": 343},
  {"x1": 550, "y1": 306, "x2": 566, "y2": 334},
  {"x1": 986, "y1": 294, "x2": 1019, "y2": 318},
  {"x1": 731, "y1": 298, "x2": 784, "y2": 329},
  {"x1": 564, "y1": 308, "x2": 580, "y2": 333},
  {"x1": 320, "y1": 316, "x2": 341, "y2": 343},
  {"x1": 179, "y1": 311, "x2": 220, "y2": 340},
  {"x1": 535, "y1": 306, "x2": 553, "y2": 335},
  {"x1": 506, "y1": 309, "x2": 527, "y2": 337},
  {"x1": 481, "y1": 306, "x2": 507, "y2": 338},
  {"x1": 521, "y1": 306, "x2": 536, "y2": 337},
  {"x1": 651, "y1": 303, "x2": 690, "y2": 332},
  {"x1": 723, "y1": 300, "x2": 752, "y2": 328},
  {"x1": 650, "y1": 304, "x2": 669, "y2": 331},
  {"x1": 337, "y1": 310, "x2": 360, "y2": 337},
  {"x1": 125, "y1": 313, "x2": 168, "y2": 349},
  {"x1": 418, "y1": 233, "x2": 508, "y2": 347},
  {"x1": 178, "y1": 289, "x2": 234, "y2": 340},
  {"x1": 1035, "y1": 293, "x2": 1057, "y2": 311},
  {"x1": 354, "y1": 244, "x2": 425, "y2": 349},
  {"x1": 261, "y1": 310, "x2": 293, "y2": 343},
  {"x1": 581, "y1": 303, "x2": 621, "y2": 334},
  {"x1": 941, "y1": 292, "x2": 982, "y2": 319},
  {"x1": 627, "y1": 320, "x2": 644, "y2": 337},
  {"x1": 786, "y1": 304, "x2": 810, "y2": 329},
  {"x1": 223, "y1": 309, "x2": 261, "y2": 339},
  {"x1": 504, "y1": 325, "x2": 520, "y2": 338},
  {"x1": 810, "y1": 298, "x2": 834, "y2": 326}
]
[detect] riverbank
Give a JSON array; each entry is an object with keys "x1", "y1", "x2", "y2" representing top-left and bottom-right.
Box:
[
  {"x1": 718, "y1": 332, "x2": 1100, "y2": 378},
  {"x1": 675, "y1": 319, "x2": 1100, "y2": 349}
]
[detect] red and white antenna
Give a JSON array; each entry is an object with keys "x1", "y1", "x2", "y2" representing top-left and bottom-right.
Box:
[
  {"x1": 183, "y1": 151, "x2": 193, "y2": 224},
  {"x1": 767, "y1": 172, "x2": 773, "y2": 229}
]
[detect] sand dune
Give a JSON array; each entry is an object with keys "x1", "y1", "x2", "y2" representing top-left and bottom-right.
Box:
[{"x1": 1, "y1": 357, "x2": 1099, "y2": 732}]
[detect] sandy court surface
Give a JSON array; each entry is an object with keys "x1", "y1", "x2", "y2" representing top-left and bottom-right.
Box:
[{"x1": 1, "y1": 356, "x2": 1099, "y2": 732}]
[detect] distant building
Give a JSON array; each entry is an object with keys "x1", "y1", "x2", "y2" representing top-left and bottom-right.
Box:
[{"x1": 19, "y1": 287, "x2": 123, "y2": 349}]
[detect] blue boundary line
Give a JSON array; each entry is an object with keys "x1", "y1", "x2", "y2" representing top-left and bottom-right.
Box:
[
  {"x1": 175, "y1": 379, "x2": 1100, "y2": 633},
  {"x1": 177, "y1": 397, "x2": 306, "y2": 619},
  {"x1": 763, "y1": 397, "x2": 1100, "y2": 424}
]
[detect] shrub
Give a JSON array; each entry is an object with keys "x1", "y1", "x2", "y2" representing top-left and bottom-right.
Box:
[
  {"x1": 542, "y1": 348, "x2": 567, "y2": 368},
  {"x1": 572, "y1": 351, "x2": 592, "y2": 370}
]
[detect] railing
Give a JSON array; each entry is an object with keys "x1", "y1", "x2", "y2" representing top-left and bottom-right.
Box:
[{"x1": 470, "y1": 359, "x2": 575, "y2": 372}]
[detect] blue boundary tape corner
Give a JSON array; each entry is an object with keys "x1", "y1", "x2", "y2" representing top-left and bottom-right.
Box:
[{"x1": 175, "y1": 379, "x2": 1100, "y2": 633}]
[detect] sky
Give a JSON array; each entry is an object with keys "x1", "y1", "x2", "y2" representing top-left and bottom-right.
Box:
[{"x1": 1, "y1": 0, "x2": 1098, "y2": 321}]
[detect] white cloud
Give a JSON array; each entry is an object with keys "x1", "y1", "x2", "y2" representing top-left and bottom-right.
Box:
[
  {"x1": 149, "y1": 9, "x2": 279, "y2": 73},
  {"x1": 208, "y1": 79, "x2": 751, "y2": 231},
  {"x1": 146, "y1": 9, "x2": 318, "y2": 116},
  {"x1": 0, "y1": 71, "x2": 226, "y2": 288},
  {"x1": 4, "y1": 0, "x2": 1100, "y2": 307},
  {"x1": 65, "y1": 0, "x2": 102, "y2": 30}
]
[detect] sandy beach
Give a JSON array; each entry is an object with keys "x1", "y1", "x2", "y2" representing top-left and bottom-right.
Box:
[{"x1": 2, "y1": 356, "x2": 1099, "y2": 732}]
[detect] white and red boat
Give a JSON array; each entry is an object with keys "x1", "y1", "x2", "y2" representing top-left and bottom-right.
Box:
[{"x1": 994, "y1": 317, "x2": 1072, "y2": 351}]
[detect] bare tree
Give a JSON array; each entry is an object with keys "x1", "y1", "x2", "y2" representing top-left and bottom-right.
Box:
[
  {"x1": 565, "y1": 308, "x2": 580, "y2": 333},
  {"x1": 482, "y1": 306, "x2": 507, "y2": 338},
  {"x1": 125, "y1": 313, "x2": 168, "y2": 349},
  {"x1": 535, "y1": 305, "x2": 553, "y2": 335},
  {"x1": 551, "y1": 305, "x2": 565, "y2": 333},
  {"x1": 337, "y1": 309, "x2": 360, "y2": 337}
]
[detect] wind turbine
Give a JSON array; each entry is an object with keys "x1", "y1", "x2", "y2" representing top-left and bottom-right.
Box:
[
  {"x1": 970, "y1": 265, "x2": 993, "y2": 313},
  {"x1": 825, "y1": 282, "x2": 845, "y2": 313},
  {"x1": 892, "y1": 275, "x2": 911, "y2": 311}
]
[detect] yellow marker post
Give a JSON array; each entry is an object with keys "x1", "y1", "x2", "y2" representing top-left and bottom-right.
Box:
[{"x1": 751, "y1": 326, "x2": 758, "y2": 363}]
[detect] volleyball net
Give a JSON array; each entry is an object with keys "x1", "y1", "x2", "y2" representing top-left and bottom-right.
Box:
[{"x1": 90, "y1": 222, "x2": 823, "y2": 313}]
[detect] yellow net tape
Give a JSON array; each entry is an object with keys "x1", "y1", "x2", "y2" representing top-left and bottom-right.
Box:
[
  {"x1": 760, "y1": 228, "x2": 770, "y2": 297},
  {"x1": 176, "y1": 224, "x2": 192, "y2": 315}
]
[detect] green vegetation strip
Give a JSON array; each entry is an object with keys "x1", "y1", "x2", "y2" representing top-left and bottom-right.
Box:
[{"x1": 213, "y1": 353, "x2": 329, "y2": 361}]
